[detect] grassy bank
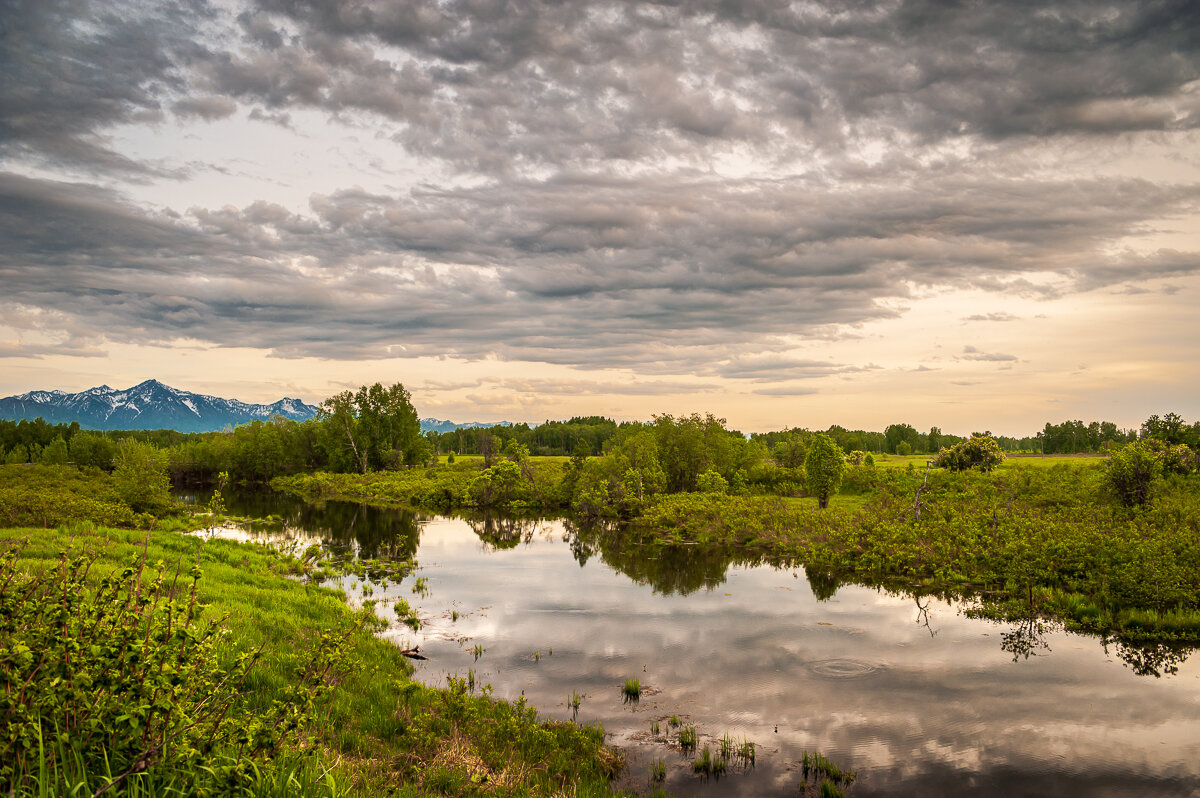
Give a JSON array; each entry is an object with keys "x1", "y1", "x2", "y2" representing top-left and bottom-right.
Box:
[{"x1": 0, "y1": 467, "x2": 625, "y2": 797}]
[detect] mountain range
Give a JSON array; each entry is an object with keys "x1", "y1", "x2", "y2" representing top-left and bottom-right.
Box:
[
  {"x1": 0, "y1": 380, "x2": 514, "y2": 434},
  {"x1": 0, "y1": 380, "x2": 319, "y2": 433}
]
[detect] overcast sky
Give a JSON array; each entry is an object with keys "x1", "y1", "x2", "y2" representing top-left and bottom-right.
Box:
[{"x1": 2, "y1": 0, "x2": 1199, "y2": 435}]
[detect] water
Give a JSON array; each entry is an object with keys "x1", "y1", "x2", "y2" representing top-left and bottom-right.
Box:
[{"x1": 192, "y1": 489, "x2": 1200, "y2": 796}]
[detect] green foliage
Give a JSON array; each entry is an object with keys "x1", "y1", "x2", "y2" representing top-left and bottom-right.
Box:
[
  {"x1": 934, "y1": 434, "x2": 1004, "y2": 472},
  {"x1": 112, "y1": 439, "x2": 174, "y2": 514},
  {"x1": 895, "y1": 440, "x2": 912, "y2": 456},
  {"x1": 804, "y1": 434, "x2": 846, "y2": 509},
  {"x1": 0, "y1": 482, "x2": 627, "y2": 797},
  {"x1": 629, "y1": 463, "x2": 1200, "y2": 642},
  {"x1": 469, "y1": 459, "x2": 523, "y2": 506},
  {"x1": 317, "y1": 383, "x2": 421, "y2": 473},
  {"x1": 1104, "y1": 441, "x2": 1163, "y2": 507},
  {"x1": 0, "y1": 545, "x2": 342, "y2": 796},
  {"x1": 695, "y1": 469, "x2": 728, "y2": 494},
  {"x1": 0, "y1": 465, "x2": 144, "y2": 528}
]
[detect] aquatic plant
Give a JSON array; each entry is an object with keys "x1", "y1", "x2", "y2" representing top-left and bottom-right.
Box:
[
  {"x1": 679, "y1": 724, "x2": 697, "y2": 752},
  {"x1": 651, "y1": 760, "x2": 666, "y2": 783},
  {"x1": 802, "y1": 750, "x2": 856, "y2": 785},
  {"x1": 693, "y1": 745, "x2": 726, "y2": 777},
  {"x1": 623, "y1": 678, "x2": 641, "y2": 701},
  {"x1": 472, "y1": 643, "x2": 486, "y2": 661},
  {"x1": 737, "y1": 737, "x2": 756, "y2": 765}
]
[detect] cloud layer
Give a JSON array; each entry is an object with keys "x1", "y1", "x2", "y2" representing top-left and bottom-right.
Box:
[{"x1": 2, "y1": 0, "x2": 1199, "y2": 393}]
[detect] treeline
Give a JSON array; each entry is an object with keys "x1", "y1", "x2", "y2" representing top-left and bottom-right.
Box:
[
  {"x1": 428, "y1": 417, "x2": 620, "y2": 457},
  {"x1": 2, "y1": 393, "x2": 1196, "y2": 484}
]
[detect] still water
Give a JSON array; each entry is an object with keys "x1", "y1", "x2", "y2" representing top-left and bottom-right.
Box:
[{"x1": 193, "y1": 489, "x2": 1200, "y2": 796}]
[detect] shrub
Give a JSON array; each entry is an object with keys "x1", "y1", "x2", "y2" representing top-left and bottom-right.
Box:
[
  {"x1": 0, "y1": 546, "x2": 342, "y2": 795},
  {"x1": 696, "y1": 469, "x2": 729, "y2": 494},
  {"x1": 934, "y1": 435, "x2": 1004, "y2": 472},
  {"x1": 1105, "y1": 441, "x2": 1162, "y2": 507}
]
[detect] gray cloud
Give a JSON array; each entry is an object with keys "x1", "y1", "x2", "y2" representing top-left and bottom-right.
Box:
[
  {"x1": 963, "y1": 312, "x2": 1019, "y2": 323},
  {"x1": 2, "y1": 1, "x2": 1200, "y2": 384},
  {"x1": 960, "y1": 346, "x2": 1019, "y2": 363},
  {"x1": 2, "y1": 164, "x2": 1198, "y2": 377}
]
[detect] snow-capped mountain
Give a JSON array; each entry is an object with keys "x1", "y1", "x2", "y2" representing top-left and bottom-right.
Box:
[
  {"x1": 0, "y1": 379, "x2": 319, "y2": 432},
  {"x1": 419, "y1": 418, "x2": 512, "y2": 434}
]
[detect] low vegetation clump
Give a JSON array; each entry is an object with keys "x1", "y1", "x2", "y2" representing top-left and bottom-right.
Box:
[
  {"x1": 801, "y1": 750, "x2": 856, "y2": 797},
  {"x1": 933, "y1": 434, "x2": 1005, "y2": 472}
]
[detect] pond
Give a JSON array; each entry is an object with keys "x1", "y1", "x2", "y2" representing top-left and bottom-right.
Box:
[{"x1": 188, "y1": 488, "x2": 1200, "y2": 797}]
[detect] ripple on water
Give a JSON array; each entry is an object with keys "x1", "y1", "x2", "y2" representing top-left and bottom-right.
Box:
[{"x1": 804, "y1": 658, "x2": 883, "y2": 679}]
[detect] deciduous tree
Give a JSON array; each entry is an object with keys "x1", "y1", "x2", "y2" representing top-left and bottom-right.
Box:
[{"x1": 804, "y1": 433, "x2": 845, "y2": 509}]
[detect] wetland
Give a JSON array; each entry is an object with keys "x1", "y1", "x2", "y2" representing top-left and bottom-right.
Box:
[{"x1": 198, "y1": 485, "x2": 1200, "y2": 797}]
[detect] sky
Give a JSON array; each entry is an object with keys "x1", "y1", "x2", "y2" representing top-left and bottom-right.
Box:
[{"x1": 2, "y1": 0, "x2": 1199, "y2": 436}]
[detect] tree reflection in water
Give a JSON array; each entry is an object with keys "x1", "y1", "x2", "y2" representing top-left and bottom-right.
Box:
[
  {"x1": 1105, "y1": 637, "x2": 1197, "y2": 678},
  {"x1": 464, "y1": 512, "x2": 544, "y2": 551}
]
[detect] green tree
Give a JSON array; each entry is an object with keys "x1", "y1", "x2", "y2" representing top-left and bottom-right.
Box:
[
  {"x1": 1141, "y1": 412, "x2": 1187, "y2": 445},
  {"x1": 804, "y1": 433, "x2": 845, "y2": 509},
  {"x1": 38, "y1": 437, "x2": 69, "y2": 465},
  {"x1": 885, "y1": 423, "x2": 920, "y2": 454},
  {"x1": 316, "y1": 383, "x2": 421, "y2": 473},
  {"x1": 3, "y1": 445, "x2": 29, "y2": 465},
  {"x1": 69, "y1": 431, "x2": 118, "y2": 470},
  {"x1": 112, "y1": 439, "x2": 173, "y2": 514}
]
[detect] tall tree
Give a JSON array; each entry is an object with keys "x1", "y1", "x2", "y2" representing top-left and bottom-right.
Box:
[{"x1": 316, "y1": 383, "x2": 421, "y2": 473}]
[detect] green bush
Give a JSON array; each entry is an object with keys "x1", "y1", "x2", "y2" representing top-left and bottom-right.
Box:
[
  {"x1": 934, "y1": 435, "x2": 1004, "y2": 472},
  {"x1": 0, "y1": 545, "x2": 343, "y2": 796},
  {"x1": 1104, "y1": 441, "x2": 1162, "y2": 507}
]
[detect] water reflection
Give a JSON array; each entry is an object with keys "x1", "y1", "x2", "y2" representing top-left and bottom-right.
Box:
[
  {"x1": 191, "y1": 489, "x2": 1200, "y2": 796},
  {"x1": 569, "y1": 519, "x2": 759, "y2": 596},
  {"x1": 188, "y1": 486, "x2": 422, "y2": 560}
]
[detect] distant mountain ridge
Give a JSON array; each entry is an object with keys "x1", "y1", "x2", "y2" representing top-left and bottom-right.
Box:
[
  {"x1": 419, "y1": 418, "x2": 512, "y2": 434},
  {"x1": 0, "y1": 379, "x2": 319, "y2": 433}
]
